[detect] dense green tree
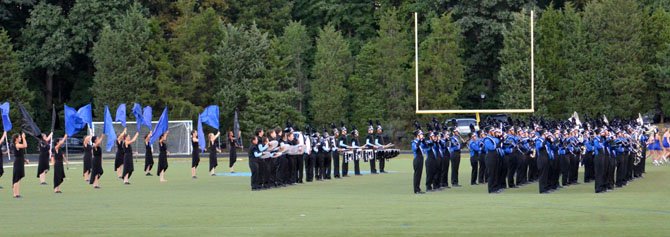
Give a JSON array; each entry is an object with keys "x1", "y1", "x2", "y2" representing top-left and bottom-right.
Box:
[
  {"x1": 309, "y1": 24, "x2": 351, "y2": 126},
  {"x1": 348, "y1": 41, "x2": 385, "y2": 127},
  {"x1": 170, "y1": 7, "x2": 224, "y2": 117},
  {"x1": 68, "y1": 0, "x2": 133, "y2": 56},
  {"x1": 499, "y1": 10, "x2": 549, "y2": 116},
  {"x1": 243, "y1": 33, "x2": 304, "y2": 134},
  {"x1": 215, "y1": 23, "x2": 264, "y2": 125},
  {"x1": 91, "y1": 4, "x2": 154, "y2": 117},
  {"x1": 419, "y1": 13, "x2": 464, "y2": 111},
  {"x1": 19, "y1": 2, "x2": 70, "y2": 110},
  {"x1": 292, "y1": 0, "x2": 377, "y2": 50},
  {"x1": 582, "y1": 0, "x2": 646, "y2": 118},
  {"x1": 454, "y1": 0, "x2": 526, "y2": 109},
  {"x1": 0, "y1": 27, "x2": 34, "y2": 132},
  {"x1": 375, "y1": 8, "x2": 412, "y2": 138},
  {"x1": 226, "y1": 0, "x2": 292, "y2": 35},
  {"x1": 643, "y1": 7, "x2": 670, "y2": 122},
  {"x1": 276, "y1": 21, "x2": 312, "y2": 113}
]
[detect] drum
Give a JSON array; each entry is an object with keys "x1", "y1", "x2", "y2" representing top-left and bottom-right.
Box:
[
  {"x1": 364, "y1": 149, "x2": 374, "y2": 162},
  {"x1": 344, "y1": 151, "x2": 354, "y2": 163},
  {"x1": 355, "y1": 150, "x2": 364, "y2": 161}
]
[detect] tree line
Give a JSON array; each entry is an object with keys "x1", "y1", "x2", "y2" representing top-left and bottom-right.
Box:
[{"x1": 1, "y1": 0, "x2": 669, "y2": 145}]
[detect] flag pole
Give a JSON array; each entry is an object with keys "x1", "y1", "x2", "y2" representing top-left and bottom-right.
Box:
[{"x1": 5, "y1": 142, "x2": 9, "y2": 161}]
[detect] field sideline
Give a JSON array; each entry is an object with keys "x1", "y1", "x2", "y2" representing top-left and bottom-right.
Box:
[{"x1": 0, "y1": 154, "x2": 669, "y2": 236}]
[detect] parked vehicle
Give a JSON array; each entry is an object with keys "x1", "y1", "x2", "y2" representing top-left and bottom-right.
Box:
[{"x1": 447, "y1": 118, "x2": 479, "y2": 136}]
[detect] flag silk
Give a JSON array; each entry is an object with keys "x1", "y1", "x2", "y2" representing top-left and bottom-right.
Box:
[
  {"x1": 115, "y1": 104, "x2": 126, "y2": 127},
  {"x1": 18, "y1": 103, "x2": 41, "y2": 139},
  {"x1": 0, "y1": 102, "x2": 11, "y2": 131},
  {"x1": 77, "y1": 104, "x2": 93, "y2": 129},
  {"x1": 142, "y1": 106, "x2": 152, "y2": 130},
  {"x1": 132, "y1": 103, "x2": 143, "y2": 132},
  {"x1": 233, "y1": 109, "x2": 242, "y2": 147},
  {"x1": 198, "y1": 117, "x2": 206, "y2": 152},
  {"x1": 64, "y1": 105, "x2": 86, "y2": 136},
  {"x1": 199, "y1": 105, "x2": 219, "y2": 129},
  {"x1": 149, "y1": 107, "x2": 168, "y2": 145},
  {"x1": 51, "y1": 105, "x2": 57, "y2": 131},
  {"x1": 104, "y1": 106, "x2": 117, "y2": 152}
]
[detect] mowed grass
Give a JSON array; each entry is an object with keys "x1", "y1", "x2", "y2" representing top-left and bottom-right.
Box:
[{"x1": 1, "y1": 154, "x2": 669, "y2": 237}]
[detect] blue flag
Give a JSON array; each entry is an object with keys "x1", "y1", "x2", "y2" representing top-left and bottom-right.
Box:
[
  {"x1": 115, "y1": 104, "x2": 126, "y2": 127},
  {"x1": 104, "y1": 106, "x2": 117, "y2": 152},
  {"x1": 77, "y1": 104, "x2": 92, "y2": 129},
  {"x1": 142, "y1": 106, "x2": 152, "y2": 130},
  {"x1": 149, "y1": 107, "x2": 168, "y2": 145},
  {"x1": 198, "y1": 117, "x2": 206, "y2": 152},
  {"x1": 0, "y1": 102, "x2": 11, "y2": 131},
  {"x1": 132, "y1": 103, "x2": 143, "y2": 132},
  {"x1": 64, "y1": 104, "x2": 86, "y2": 136},
  {"x1": 199, "y1": 105, "x2": 219, "y2": 129}
]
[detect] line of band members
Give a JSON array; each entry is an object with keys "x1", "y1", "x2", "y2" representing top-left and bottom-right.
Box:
[
  {"x1": 246, "y1": 127, "x2": 396, "y2": 191},
  {"x1": 412, "y1": 127, "x2": 647, "y2": 194}
]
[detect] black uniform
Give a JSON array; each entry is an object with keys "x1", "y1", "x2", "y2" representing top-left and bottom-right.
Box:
[
  {"x1": 352, "y1": 137, "x2": 361, "y2": 175},
  {"x1": 450, "y1": 135, "x2": 462, "y2": 186},
  {"x1": 114, "y1": 140, "x2": 124, "y2": 172},
  {"x1": 123, "y1": 144, "x2": 134, "y2": 179},
  {"x1": 157, "y1": 141, "x2": 168, "y2": 175},
  {"x1": 145, "y1": 142, "x2": 154, "y2": 173},
  {"x1": 366, "y1": 134, "x2": 377, "y2": 174},
  {"x1": 536, "y1": 137, "x2": 551, "y2": 193},
  {"x1": 339, "y1": 135, "x2": 349, "y2": 177},
  {"x1": 192, "y1": 141, "x2": 200, "y2": 168},
  {"x1": 83, "y1": 144, "x2": 92, "y2": 177},
  {"x1": 208, "y1": 141, "x2": 218, "y2": 172},
  {"x1": 37, "y1": 140, "x2": 50, "y2": 178},
  {"x1": 12, "y1": 145, "x2": 25, "y2": 184},
  {"x1": 249, "y1": 144, "x2": 261, "y2": 190},
  {"x1": 375, "y1": 134, "x2": 386, "y2": 173},
  {"x1": 330, "y1": 138, "x2": 340, "y2": 179},
  {"x1": 424, "y1": 139, "x2": 438, "y2": 191},
  {"x1": 229, "y1": 138, "x2": 238, "y2": 168},
  {"x1": 305, "y1": 135, "x2": 317, "y2": 182},
  {"x1": 53, "y1": 149, "x2": 65, "y2": 188},
  {"x1": 412, "y1": 138, "x2": 424, "y2": 193},
  {"x1": 89, "y1": 146, "x2": 103, "y2": 185}
]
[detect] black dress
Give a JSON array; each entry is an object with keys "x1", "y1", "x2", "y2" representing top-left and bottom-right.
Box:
[
  {"x1": 229, "y1": 138, "x2": 237, "y2": 168},
  {"x1": 123, "y1": 144, "x2": 134, "y2": 179},
  {"x1": 53, "y1": 149, "x2": 65, "y2": 188},
  {"x1": 89, "y1": 146, "x2": 103, "y2": 184},
  {"x1": 209, "y1": 142, "x2": 218, "y2": 172},
  {"x1": 12, "y1": 145, "x2": 25, "y2": 184},
  {"x1": 37, "y1": 140, "x2": 50, "y2": 177},
  {"x1": 83, "y1": 144, "x2": 92, "y2": 176},
  {"x1": 144, "y1": 142, "x2": 154, "y2": 172},
  {"x1": 114, "y1": 140, "x2": 124, "y2": 171},
  {"x1": 157, "y1": 142, "x2": 168, "y2": 175},
  {"x1": 192, "y1": 141, "x2": 200, "y2": 168},
  {"x1": 0, "y1": 142, "x2": 4, "y2": 178}
]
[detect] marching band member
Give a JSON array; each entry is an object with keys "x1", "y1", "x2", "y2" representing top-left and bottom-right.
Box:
[
  {"x1": 411, "y1": 123, "x2": 426, "y2": 194},
  {"x1": 468, "y1": 133, "x2": 480, "y2": 185},
  {"x1": 365, "y1": 121, "x2": 377, "y2": 174},
  {"x1": 331, "y1": 124, "x2": 340, "y2": 179},
  {"x1": 374, "y1": 121, "x2": 387, "y2": 174},
  {"x1": 450, "y1": 127, "x2": 462, "y2": 187},
  {"x1": 52, "y1": 135, "x2": 68, "y2": 193},
  {"x1": 338, "y1": 123, "x2": 349, "y2": 177},
  {"x1": 37, "y1": 132, "x2": 53, "y2": 185},
  {"x1": 351, "y1": 126, "x2": 362, "y2": 176}
]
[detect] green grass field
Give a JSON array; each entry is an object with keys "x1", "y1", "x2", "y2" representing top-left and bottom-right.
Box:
[{"x1": 1, "y1": 154, "x2": 669, "y2": 236}]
